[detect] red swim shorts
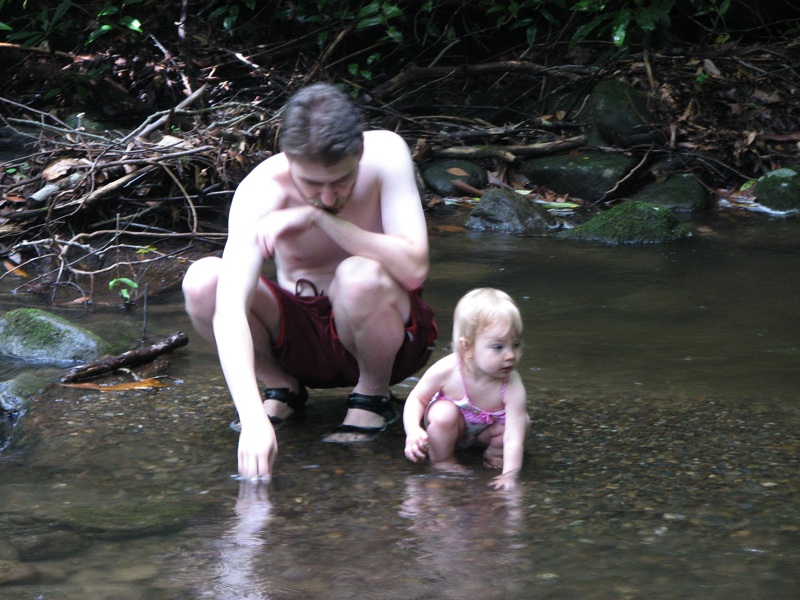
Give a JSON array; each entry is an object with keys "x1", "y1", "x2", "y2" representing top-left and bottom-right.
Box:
[{"x1": 264, "y1": 279, "x2": 438, "y2": 389}]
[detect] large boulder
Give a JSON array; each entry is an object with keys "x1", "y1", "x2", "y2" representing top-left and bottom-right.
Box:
[
  {"x1": 0, "y1": 308, "x2": 111, "y2": 365},
  {"x1": 422, "y1": 159, "x2": 487, "y2": 197},
  {"x1": 754, "y1": 167, "x2": 800, "y2": 215},
  {"x1": 518, "y1": 151, "x2": 639, "y2": 202},
  {"x1": 630, "y1": 173, "x2": 709, "y2": 213},
  {"x1": 584, "y1": 80, "x2": 659, "y2": 147},
  {"x1": 556, "y1": 200, "x2": 691, "y2": 245},
  {"x1": 465, "y1": 188, "x2": 558, "y2": 234}
]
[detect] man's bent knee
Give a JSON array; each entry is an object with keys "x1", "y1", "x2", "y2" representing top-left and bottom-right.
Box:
[
  {"x1": 331, "y1": 256, "x2": 405, "y2": 308},
  {"x1": 182, "y1": 257, "x2": 221, "y2": 318}
]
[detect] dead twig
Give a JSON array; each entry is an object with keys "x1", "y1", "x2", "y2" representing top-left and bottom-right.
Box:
[{"x1": 60, "y1": 331, "x2": 189, "y2": 383}]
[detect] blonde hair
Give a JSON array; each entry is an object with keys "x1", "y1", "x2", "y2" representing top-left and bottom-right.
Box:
[{"x1": 452, "y1": 288, "x2": 523, "y2": 357}]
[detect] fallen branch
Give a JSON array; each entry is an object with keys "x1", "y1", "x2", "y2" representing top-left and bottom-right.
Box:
[
  {"x1": 430, "y1": 135, "x2": 586, "y2": 162},
  {"x1": 60, "y1": 331, "x2": 189, "y2": 383},
  {"x1": 372, "y1": 61, "x2": 591, "y2": 99}
]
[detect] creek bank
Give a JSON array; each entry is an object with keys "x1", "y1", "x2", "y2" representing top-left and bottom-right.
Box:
[{"x1": 422, "y1": 79, "x2": 798, "y2": 242}]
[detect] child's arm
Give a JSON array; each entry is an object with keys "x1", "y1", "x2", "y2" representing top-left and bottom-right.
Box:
[
  {"x1": 403, "y1": 357, "x2": 448, "y2": 462},
  {"x1": 490, "y1": 374, "x2": 529, "y2": 490}
]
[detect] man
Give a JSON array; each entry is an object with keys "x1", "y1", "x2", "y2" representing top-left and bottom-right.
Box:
[{"x1": 183, "y1": 82, "x2": 438, "y2": 480}]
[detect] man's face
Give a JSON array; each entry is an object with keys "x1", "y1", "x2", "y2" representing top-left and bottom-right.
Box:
[{"x1": 288, "y1": 150, "x2": 362, "y2": 215}]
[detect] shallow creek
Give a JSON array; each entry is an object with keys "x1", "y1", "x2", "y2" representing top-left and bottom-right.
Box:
[{"x1": 0, "y1": 218, "x2": 798, "y2": 599}]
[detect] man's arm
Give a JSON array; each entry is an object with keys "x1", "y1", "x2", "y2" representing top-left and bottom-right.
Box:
[
  {"x1": 312, "y1": 131, "x2": 429, "y2": 290},
  {"x1": 213, "y1": 172, "x2": 283, "y2": 479}
]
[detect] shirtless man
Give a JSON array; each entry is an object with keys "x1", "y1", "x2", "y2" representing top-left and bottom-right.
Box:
[{"x1": 182, "y1": 83, "x2": 438, "y2": 480}]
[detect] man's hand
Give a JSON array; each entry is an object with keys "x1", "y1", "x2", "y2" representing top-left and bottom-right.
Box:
[
  {"x1": 237, "y1": 421, "x2": 278, "y2": 481},
  {"x1": 256, "y1": 205, "x2": 318, "y2": 259}
]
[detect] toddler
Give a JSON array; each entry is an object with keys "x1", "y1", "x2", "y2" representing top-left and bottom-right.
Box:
[{"x1": 404, "y1": 288, "x2": 529, "y2": 490}]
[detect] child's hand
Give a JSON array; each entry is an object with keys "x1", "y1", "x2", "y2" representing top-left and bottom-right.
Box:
[
  {"x1": 404, "y1": 429, "x2": 429, "y2": 463},
  {"x1": 488, "y1": 470, "x2": 519, "y2": 491}
]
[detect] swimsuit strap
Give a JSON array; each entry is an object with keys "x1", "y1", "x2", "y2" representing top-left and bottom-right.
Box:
[{"x1": 457, "y1": 356, "x2": 509, "y2": 406}]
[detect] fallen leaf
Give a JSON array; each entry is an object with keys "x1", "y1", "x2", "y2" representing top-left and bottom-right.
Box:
[
  {"x1": 445, "y1": 167, "x2": 470, "y2": 177},
  {"x1": 41, "y1": 158, "x2": 90, "y2": 181},
  {"x1": 3, "y1": 260, "x2": 28, "y2": 277},
  {"x1": 60, "y1": 377, "x2": 173, "y2": 391}
]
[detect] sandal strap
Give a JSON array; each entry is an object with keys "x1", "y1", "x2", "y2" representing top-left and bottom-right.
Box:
[
  {"x1": 264, "y1": 386, "x2": 308, "y2": 414},
  {"x1": 346, "y1": 392, "x2": 401, "y2": 416},
  {"x1": 346, "y1": 392, "x2": 390, "y2": 415}
]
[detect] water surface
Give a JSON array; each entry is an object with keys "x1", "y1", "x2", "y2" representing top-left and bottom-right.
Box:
[{"x1": 0, "y1": 220, "x2": 798, "y2": 599}]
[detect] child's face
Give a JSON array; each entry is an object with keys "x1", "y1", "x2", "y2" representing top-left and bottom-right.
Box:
[{"x1": 467, "y1": 321, "x2": 522, "y2": 379}]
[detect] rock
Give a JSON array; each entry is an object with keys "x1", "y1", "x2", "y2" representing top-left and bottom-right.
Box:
[
  {"x1": 556, "y1": 200, "x2": 691, "y2": 245},
  {"x1": 630, "y1": 173, "x2": 709, "y2": 213},
  {"x1": 0, "y1": 559, "x2": 39, "y2": 585},
  {"x1": 518, "y1": 151, "x2": 639, "y2": 202},
  {"x1": 465, "y1": 188, "x2": 558, "y2": 234},
  {"x1": 46, "y1": 500, "x2": 200, "y2": 539},
  {"x1": 0, "y1": 308, "x2": 111, "y2": 365},
  {"x1": 754, "y1": 167, "x2": 800, "y2": 215},
  {"x1": 584, "y1": 80, "x2": 659, "y2": 147},
  {"x1": 422, "y1": 159, "x2": 487, "y2": 196},
  {"x1": 8, "y1": 529, "x2": 91, "y2": 561},
  {"x1": 0, "y1": 371, "x2": 51, "y2": 414}
]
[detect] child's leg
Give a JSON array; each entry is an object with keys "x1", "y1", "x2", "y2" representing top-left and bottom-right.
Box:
[
  {"x1": 479, "y1": 422, "x2": 505, "y2": 469},
  {"x1": 424, "y1": 399, "x2": 466, "y2": 472}
]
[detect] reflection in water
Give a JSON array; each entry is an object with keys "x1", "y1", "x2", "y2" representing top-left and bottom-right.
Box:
[
  {"x1": 203, "y1": 480, "x2": 272, "y2": 600},
  {"x1": 399, "y1": 474, "x2": 528, "y2": 596}
]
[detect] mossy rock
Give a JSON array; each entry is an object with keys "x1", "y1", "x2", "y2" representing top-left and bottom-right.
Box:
[
  {"x1": 465, "y1": 188, "x2": 558, "y2": 234},
  {"x1": 422, "y1": 159, "x2": 487, "y2": 196},
  {"x1": 47, "y1": 500, "x2": 200, "y2": 539},
  {"x1": 629, "y1": 173, "x2": 709, "y2": 213},
  {"x1": 0, "y1": 308, "x2": 111, "y2": 365},
  {"x1": 754, "y1": 168, "x2": 800, "y2": 214},
  {"x1": 0, "y1": 371, "x2": 51, "y2": 413},
  {"x1": 556, "y1": 200, "x2": 691, "y2": 245},
  {"x1": 518, "y1": 151, "x2": 638, "y2": 202},
  {"x1": 585, "y1": 80, "x2": 656, "y2": 147}
]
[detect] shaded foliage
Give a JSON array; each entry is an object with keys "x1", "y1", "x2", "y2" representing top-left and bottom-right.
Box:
[{"x1": 0, "y1": 0, "x2": 798, "y2": 304}]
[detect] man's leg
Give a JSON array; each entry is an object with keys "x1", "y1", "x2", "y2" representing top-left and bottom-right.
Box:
[
  {"x1": 327, "y1": 256, "x2": 410, "y2": 434},
  {"x1": 182, "y1": 257, "x2": 301, "y2": 420}
]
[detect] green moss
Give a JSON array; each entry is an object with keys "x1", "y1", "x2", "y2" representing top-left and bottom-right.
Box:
[
  {"x1": 557, "y1": 200, "x2": 691, "y2": 245},
  {"x1": 5, "y1": 308, "x2": 69, "y2": 346}
]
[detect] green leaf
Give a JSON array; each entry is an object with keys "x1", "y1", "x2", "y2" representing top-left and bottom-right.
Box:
[
  {"x1": 86, "y1": 24, "x2": 113, "y2": 44},
  {"x1": 356, "y1": 4, "x2": 380, "y2": 19},
  {"x1": 118, "y1": 16, "x2": 142, "y2": 33},
  {"x1": 109, "y1": 277, "x2": 139, "y2": 290}
]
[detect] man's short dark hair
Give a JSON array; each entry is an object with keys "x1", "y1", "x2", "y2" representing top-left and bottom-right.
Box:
[{"x1": 280, "y1": 82, "x2": 364, "y2": 165}]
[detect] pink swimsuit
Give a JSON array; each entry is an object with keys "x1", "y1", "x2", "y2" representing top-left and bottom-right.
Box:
[{"x1": 430, "y1": 359, "x2": 507, "y2": 446}]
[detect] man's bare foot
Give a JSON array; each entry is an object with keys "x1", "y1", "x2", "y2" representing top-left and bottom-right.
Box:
[
  {"x1": 263, "y1": 398, "x2": 295, "y2": 422},
  {"x1": 322, "y1": 393, "x2": 400, "y2": 443},
  {"x1": 263, "y1": 387, "x2": 308, "y2": 427},
  {"x1": 321, "y1": 408, "x2": 390, "y2": 442}
]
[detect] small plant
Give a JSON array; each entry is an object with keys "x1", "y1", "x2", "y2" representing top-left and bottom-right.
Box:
[
  {"x1": 209, "y1": 0, "x2": 256, "y2": 35},
  {"x1": 348, "y1": 52, "x2": 381, "y2": 81},
  {"x1": 109, "y1": 277, "x2": 139, "y2": 303},
  {"x1": 2, "y1": 0, "x2": 74, "y2": 47},
  {"x1": 85, "y1": 0, "x2": 144, "y2": 46}
]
